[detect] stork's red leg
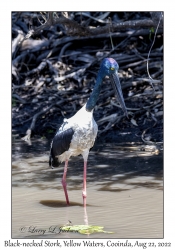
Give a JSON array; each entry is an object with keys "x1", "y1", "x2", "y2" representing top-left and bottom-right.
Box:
[
  {"x1": 82, "y1": 161, "x2": 87, "y2": 207},
  {"x1": 62, "y1": 160, "x2": 69, "y2": 205}
]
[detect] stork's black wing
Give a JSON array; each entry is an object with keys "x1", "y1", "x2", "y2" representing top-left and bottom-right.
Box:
[{"x1": 49, "y1": 128, "x2": 74, "y2": 168}]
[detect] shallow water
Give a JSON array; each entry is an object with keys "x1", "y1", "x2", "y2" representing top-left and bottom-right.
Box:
[{"x1": 12, "y1": 138, "x2": 163, "y2": 239}]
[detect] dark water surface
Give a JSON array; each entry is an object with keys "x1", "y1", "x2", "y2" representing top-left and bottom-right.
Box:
[{"x1": 12, "y1": 138, "x2": 163, "y2": 238}]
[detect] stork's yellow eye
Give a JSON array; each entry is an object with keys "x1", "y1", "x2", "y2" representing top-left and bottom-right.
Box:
[{"x1": 110, "y1": 67, "x2": 115, "y2": 71}]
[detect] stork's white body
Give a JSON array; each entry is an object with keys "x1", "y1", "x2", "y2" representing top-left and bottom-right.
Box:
[{"x1": 57, "y1": 104, "x2": 98, "y2": 163}]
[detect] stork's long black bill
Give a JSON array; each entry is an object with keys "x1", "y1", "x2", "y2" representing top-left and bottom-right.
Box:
[{"x1": 110, "y1": 73, "x2": 128, "y2": 118}]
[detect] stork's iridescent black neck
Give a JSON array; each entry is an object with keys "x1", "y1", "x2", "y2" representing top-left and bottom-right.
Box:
[{"x1": 86, "y1": 58, "x2": 128, "y2": 117}]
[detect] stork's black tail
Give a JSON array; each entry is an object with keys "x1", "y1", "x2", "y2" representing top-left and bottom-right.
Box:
[
  {"x1": 49, "y1": 127, "x2": 74, "y2": 169},
  {"x1": 49, "y1": 150, "x2": 60, "y2": 168}
]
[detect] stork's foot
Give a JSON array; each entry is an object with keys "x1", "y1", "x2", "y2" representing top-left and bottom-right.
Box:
[
  {"x1": 82, "y1": 160, "x2": 87, "y2": 207},
  {"x1": 84, "y1": 205, "x2": 88, "y2": 225}
]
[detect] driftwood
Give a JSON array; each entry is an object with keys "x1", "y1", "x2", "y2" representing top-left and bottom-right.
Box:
[
  {"x1": 12, "y1": 12, "x2": 163, "y2": 144},
  {"x1": 15, "y1": 12, "x2": 163, "y2": 40}
]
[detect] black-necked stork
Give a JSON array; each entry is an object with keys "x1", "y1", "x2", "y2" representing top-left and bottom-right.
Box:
[{"x1": 49, "y1": 58, "x2": 128, "y2": 206}]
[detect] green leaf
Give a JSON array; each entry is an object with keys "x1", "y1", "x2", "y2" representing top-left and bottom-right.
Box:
[
  {"x1": 60, "y1": 225, "x2": 114, "y2": 235},
  {"x1": 150, "y1": 27, "x2": 155, "y2": 33},
  {"x1": 47, "y1": 129, "x2": 54, "y2": 134},
  {"x1": 149, "y1": 27, "x2": 155, "y2": 39},
  {"x1": 12, "y1": 98, "x2": 16, "y2": 107}
]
